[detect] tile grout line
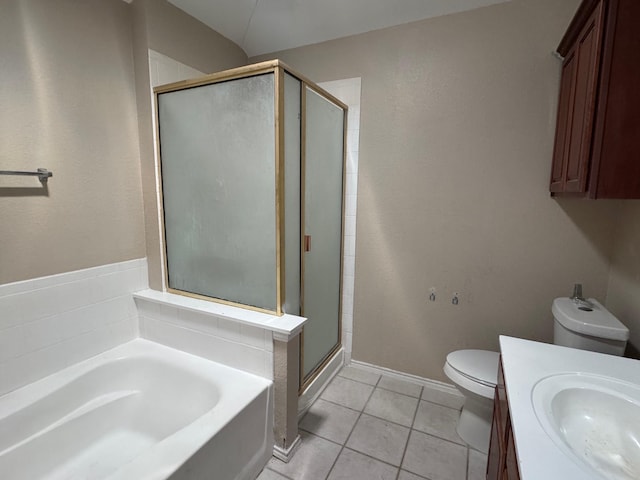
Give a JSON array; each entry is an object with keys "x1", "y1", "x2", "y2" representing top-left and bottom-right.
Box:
[
  {"x1": 302, "y1": 431, "x2": 416, "y2": 474},
  {"x1": 263, "y1": 465, "x2": 296, "y2": 480},
  {"x1": 264, "y1": 368, "x2": 358, "y2": 480},
  {"x1": 412, "y1": 426, "x2": 469, "y2": 449},
  {"x1": 318, "y1": 381, "x2": 468, "y2": 447},
  {"x1": 376, "y1": 382, "x2": 423, "y2": 399},
  {"x1": 336, "y1": 371, "x2": 380, "y2": 387},
  {"x1": 304, "y1": 397, "x2": 361, "y2": 414},
  {"x1": 321, "y1": 387, "x2": 421, "y2": 410},
  {"x1": 394, "y1": 385, "x2": 425, "y2": 480},
  {"x1": 413, "y1": 396, "x2": 468, "y2": 447},
  {"x1": 267, "y1": 372, "x2": 474, "y2": 480},
  {"x1": 419, "y1": 392, "x2": 464, "y2": 411},
  {"x1": 297, "y1": 428, "x2": 345, "y2": 447},
  {"x1": 338, "y1": 371, "x2": 429, "y2": 400},
  {"x1": 323, "y1": 373, "x2": 382, "y2": 479},
  {"x1": 317, "y1": 397, "x2": 420, "y2": 430}
]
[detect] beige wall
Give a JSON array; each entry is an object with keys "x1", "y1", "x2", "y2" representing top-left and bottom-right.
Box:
[
  {"x1": 606, "y1": 202, "x2": 640, "y2": 356},
  {"x1": 143, "y1": 0, "x2": 246, "y2": 75},
  {"x1": 130, "y1": 0, "x2": 247, "y2": 289},
  {"x1": 4, "y1": 0, "x2": 633, "y2": 383},
  {"x1": 252, "y1": 0, "x2": 623, "y2": 381},
  {"x1": 0, "y1": 0, "x2": 145, "y2": 284}
]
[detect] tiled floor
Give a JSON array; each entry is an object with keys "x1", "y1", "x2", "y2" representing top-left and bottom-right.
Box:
[{"x1": 258, "y1": 366, "x2": 488, "y2": 480}]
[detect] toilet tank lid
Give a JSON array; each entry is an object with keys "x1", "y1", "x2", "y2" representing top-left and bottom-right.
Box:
[
  {"x1": 552, "y1": 297, "x2": 629, "y2": 341},
  {"x1": 445, "y1": 350, "x2": 499, "y2": 386}
]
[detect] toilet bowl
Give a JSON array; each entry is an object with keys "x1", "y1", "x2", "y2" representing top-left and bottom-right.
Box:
[
  {"x1": 443, "y1": 350, "x2": 499, "y2": 453},
  {"x1": 444, "y1": 296, "x2": 630, "y2": 453}
]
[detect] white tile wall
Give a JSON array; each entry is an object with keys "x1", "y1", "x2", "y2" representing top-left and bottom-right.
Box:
[
  {"x1": 136, "y1": 297, "x2": 274, "y2": 380},
  {"x1": 0, "y1": 259, "x2": 148, "y2": 396},
  {"x1": 319, "y1": 78, "x2": 361, "y2": 363}
]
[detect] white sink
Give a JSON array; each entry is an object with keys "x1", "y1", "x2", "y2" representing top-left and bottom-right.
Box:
[{"x1": 532, "y1": 373, "x2": 640, "y2": 480}]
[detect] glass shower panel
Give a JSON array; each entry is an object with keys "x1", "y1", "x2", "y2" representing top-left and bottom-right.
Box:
[
  {"x1": 158, "y1": 73, "x2": 277, "y2": 311},
  {"x1": 283, "y1": 73, "x2": 301, "y2": 315},
  {"x1": 303, "y1": 87, "x2": 345, "y2": 377}
]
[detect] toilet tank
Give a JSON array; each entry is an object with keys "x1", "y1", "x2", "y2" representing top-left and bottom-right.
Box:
[{"x1": 552, "y1": 297, "x2": 629, "y2": 356}]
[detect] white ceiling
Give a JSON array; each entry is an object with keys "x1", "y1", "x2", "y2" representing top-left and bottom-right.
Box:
[{"x1": 167, "y1": 0, "x2": 512, "y2": 57}]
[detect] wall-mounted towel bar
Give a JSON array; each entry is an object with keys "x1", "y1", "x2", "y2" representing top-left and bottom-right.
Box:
[{"x1": 0, "y1": 168, "x2": 53, "y2": 182}]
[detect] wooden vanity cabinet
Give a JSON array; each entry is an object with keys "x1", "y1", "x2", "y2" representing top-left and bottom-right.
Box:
[
  {"x1": 505, "y1": 422, "x2": 520, "y2": 480},
  {"x1": 486, "y1": 357, "x2": 520, "y2": 480},
  {"x1": 486, "y1": 397, "x2": 505, "y2": 480},
  {"x1": 550, "y1": 0, "x2": 640, "y2": 198}
]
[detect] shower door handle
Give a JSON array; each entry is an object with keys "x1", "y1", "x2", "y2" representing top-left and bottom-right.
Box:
[{"x1": 304, "y1": 235, "x2": 311, "y2": 252}]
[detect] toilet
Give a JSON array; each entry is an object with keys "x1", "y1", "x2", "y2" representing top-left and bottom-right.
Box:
[{"x1": 443, "y1": 297, "x2": 630, "y2": 453}]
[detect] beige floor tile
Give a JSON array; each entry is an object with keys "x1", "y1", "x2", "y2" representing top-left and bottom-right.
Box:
[
  {"x1": 338, "y1": 366, "x2": 381, "y2": 385},
  {"x1": 300, "y1": 398, "x2": 360, "y2": 444},
  {"x1": 321, "y1": 376, "x2": 375, "y2": 411},
  {"x1": 413, "y1": 400, "x2": 465, "y2": 444},
  {"x1": 402, "y1": 430, "x2": 467, "y2": 480},
  {"x1": 346, "y1": 414, "x2": 410, "y2": 466},
  {"x1": 364, "y1": 388, "x2": 419, "y2": 427},
  {"x1": 327, "y1": 448, "x2": 398, "y2": 480},
  {"x1": 421, "y1": 386, "x2": 465, "y2": 410},
  {"x1": 268, "y1": 432, "x2": 341, "y2": 480},
  {"x1": 398, "y1": 470, "x2": 428, "y2": 480},
  {"x1": 378, "y1": 375, "x2": 422, "y2": 398},
  {"x1": 256, "y1": 468, "x2": 290, "y2": 480},
  {"x1": 468, "y1": 448, "x2": 488, "y2": 480}
]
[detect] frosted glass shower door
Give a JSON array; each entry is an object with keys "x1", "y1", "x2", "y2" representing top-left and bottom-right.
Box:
[
  {"x1": 157, "y1": 73, "x2": 277, "y2": 311},
  {"x1": 302, "y1": 87, "x2": 345, "y2": 378}
]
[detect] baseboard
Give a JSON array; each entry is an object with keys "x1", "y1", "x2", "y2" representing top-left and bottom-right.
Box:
[
  {"x1": 298, "y1": 347, "x2": 344, "y2": 418},
  {"x1": 349, "y1": 359, "x2": 462, "y2": 397},
  {"x1": 272, "y1": 434, "x2": 301, "y2": 463}
]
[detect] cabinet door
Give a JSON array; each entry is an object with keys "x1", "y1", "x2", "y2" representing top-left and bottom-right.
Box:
[
  {"x1": 563, "y1": 0, "x2": 604, "y2": 193},
  {"x1": 505, "y1": 416, "x2": 521, "y2": 480},
  {"x1": 550, "y1": 48, "x2": 577, "y2": 193},
  {"x1": 549, "y1": 0, "x2": 604, "y2": 194},
  {"x1": 589, "y1": 0, "x2": 640, "y2": 198},
  {"x1": 487, "y1": 392, "x2": 505, "y2": 480}
]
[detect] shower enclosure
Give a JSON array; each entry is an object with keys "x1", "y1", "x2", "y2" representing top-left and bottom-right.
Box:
[{"x1": 154, "y1": 60, "x2": 346, "y2": 386}]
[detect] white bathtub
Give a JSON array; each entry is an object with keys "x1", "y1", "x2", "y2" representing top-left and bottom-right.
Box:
[{"x1": 0, "y1": 339, "x2": 273, "y2": 480}]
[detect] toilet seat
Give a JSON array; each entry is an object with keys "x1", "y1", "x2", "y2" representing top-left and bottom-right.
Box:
[{"x1": 444, "y1": 350, "x2": 499, "y2": 399}]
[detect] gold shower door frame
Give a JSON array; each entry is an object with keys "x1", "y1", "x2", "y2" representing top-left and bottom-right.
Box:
[
  {"x1": 154, "y1": 61, "x2": 347, "y2": 388},
  {"x1": 299, "y1": 82, "x2": 348, "y2": 391}
]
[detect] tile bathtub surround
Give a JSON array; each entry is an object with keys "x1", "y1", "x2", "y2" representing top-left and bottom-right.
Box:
[
  {"x1": 135, "y1": 295, "x2": 276, "y2": 380},
  {"x1": 259, "y1": 366, "x2": 488, "y2": 480},
  {"x1": 0, "y1": 259, "x2": 147, "y2": 396}
]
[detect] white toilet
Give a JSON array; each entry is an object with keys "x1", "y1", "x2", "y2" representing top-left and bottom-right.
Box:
[{"x1": 443, "y1": 296, "x2": 630, "y2": 453}]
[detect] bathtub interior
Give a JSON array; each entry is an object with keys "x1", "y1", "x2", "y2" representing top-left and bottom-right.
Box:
[{"x1": 0, "y1": 340, "x2": 273, "y2": 480}]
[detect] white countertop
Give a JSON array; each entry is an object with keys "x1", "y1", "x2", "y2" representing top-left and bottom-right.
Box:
[{"x1": 499, "y1": 336, "x2": 640, "y2": 480}]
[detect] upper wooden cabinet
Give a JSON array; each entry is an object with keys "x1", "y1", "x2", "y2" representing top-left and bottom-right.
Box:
[{"x1": 550, "y1": 0, "x2": 640, "y2": 198}]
